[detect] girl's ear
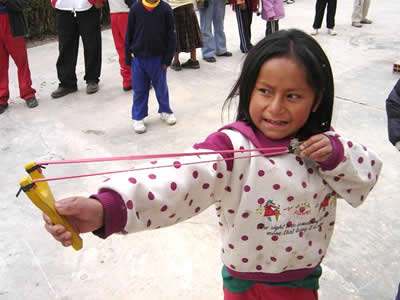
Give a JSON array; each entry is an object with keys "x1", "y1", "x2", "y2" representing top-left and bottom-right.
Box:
[{"x1": 312, "y1": 91, "x2": 323, "y2": 112}]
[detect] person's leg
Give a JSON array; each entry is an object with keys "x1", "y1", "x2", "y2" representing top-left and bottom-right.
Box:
[
  {"x1": 266, "y1": 20, "x2": 278, "y2": 35},
  {"x1": 147, "y1": 56, "x2": 173, "y2": 115},
  {"x1": 361, "y1": 0, "x2": 371, "y2": 22},
  {"x1": 234, "y1": 5, "x2": 251, "y2": 53},
  {"x1": 131, "y1": 57, "x2": 150, "y2": 121},
  {"x1": 326, "y1": 0, "x2": 337, "y2": 29},
  {"x1": 213, "y1": 0, "x2": 228, "y2": 55},
  {"x1": 9, "y1": 36, "x2": 36, "y2": 101},
  {"x1": 247, "y1": 8, "x2": 253, "y2": 45},
  {"x1": 78, "y1": 7, "x2": 102, "y2": 84},
  {"x1": 312, "y1": 0, "x2": 326, "y2": 29},
  {"x1": 55, "y1": 9, "x2": 79, "y2": 89},
  {"x1": 110, "y1": 13, "x2": 131, "y2": 89},
  {"x1": 351, "y1": 0, "x2": 363, "y2": 24},
  {"x1": 0, "y1": 14, "x2": 10, "y2": 106},
  {"x1": 199, "y1": 3, "x2": 216, "y2": 59}
]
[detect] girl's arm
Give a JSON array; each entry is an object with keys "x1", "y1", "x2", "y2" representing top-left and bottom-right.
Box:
[
  {"x1": 302, "y1": 133, "x2": 382, "y2": 208},
  {"x1": 95, "y1": 148, "x2": 231, "y2": 234}
]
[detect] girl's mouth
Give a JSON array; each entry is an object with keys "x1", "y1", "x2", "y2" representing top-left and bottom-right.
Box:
[{"x1": 264, "y1": 119, "x2": 288, "y2": 126}]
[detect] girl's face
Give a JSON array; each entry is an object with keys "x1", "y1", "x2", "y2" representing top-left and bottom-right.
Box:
[{"x1": 249, "y1": 56, "x2": 319, "y2": 140}]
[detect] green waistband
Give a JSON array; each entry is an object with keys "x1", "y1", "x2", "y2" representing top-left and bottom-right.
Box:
[{"x1": 222, "y1": 265, "x2": 322, "y2": 293}]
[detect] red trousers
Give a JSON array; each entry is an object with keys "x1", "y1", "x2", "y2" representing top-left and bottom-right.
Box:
[
  {"x1": 223, "y1": 285, "x2": 319, "y2": 300},
  {"x1": 110, "y1": 13, "x2": 131, "y2": 89},
  {"x1": 0, "y1": 14, "x2": 36, "y2": 105}
]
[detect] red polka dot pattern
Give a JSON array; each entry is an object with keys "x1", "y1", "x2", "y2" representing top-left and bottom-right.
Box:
[
  {"x1": 148, "y1": 192, "x2": 155, "y2": 200},
  {"x1": 127, "y1": 200, "x2": 133, "y2": 209},
  {"x1": 128, "y1": 177, "x2": 137, "y2": 184}
]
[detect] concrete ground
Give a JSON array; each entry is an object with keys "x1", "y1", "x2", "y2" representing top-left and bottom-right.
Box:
[{"x1": 1, "y1": 1, "x2": 400, "y2": 299}]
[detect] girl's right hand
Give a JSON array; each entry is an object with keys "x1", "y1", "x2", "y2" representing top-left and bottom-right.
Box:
[{"x1": 43, "y1": 197, "x2": 104, "y2": 247}]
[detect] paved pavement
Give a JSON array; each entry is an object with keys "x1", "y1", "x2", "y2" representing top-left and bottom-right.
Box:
[{"x1": 1, "y1": 1, "x2": 400, "y2": 299}]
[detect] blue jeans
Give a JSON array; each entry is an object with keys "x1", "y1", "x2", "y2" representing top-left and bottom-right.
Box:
[
  {"x1": 131, "y1": 56, "x2": 173, "y2": 121},
  {"x1": 198, "y1": 0, "x2": 227, "y2": 58}
]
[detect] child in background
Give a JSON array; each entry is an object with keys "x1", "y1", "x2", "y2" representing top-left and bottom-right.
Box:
[
  {"x1": 125, "y1": 0, "x2": 177, "y2": 133},
  {"x1": 108, "y1": 0, "x2": 132, "y2": 91},
  {"x1": 311, "y1": 0, "x2": 337, "y2": 36},
  {"x1": 0, "y1": 0, "x2": 38, "y2": 114},
  {"x1": 260, "y1": 0, "x2": 284, "y2": 36},
  {"x1": 44, "y1": 29, "x2": 382, "y2": 299}
]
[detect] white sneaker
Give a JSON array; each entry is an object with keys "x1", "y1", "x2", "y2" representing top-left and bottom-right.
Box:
[
  {"x1": 328, "y1": 29, "x2": 337, "y2": 36},
  {"x1": 310, "y1": 28, "x2": 319, "y2": 36},
  {"x1": 133, "y1": 119, "x2": 146, "y2": 133},
  {"x1": 160, "y1": 113, "x2": 177, "y2": 125}
]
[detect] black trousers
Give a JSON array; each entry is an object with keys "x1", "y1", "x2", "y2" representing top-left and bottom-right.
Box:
[
  {"x1": 265, "y1": 20, "x2": 279, "y2": 36},
  {"x1": 55, "y1": 7, "x2": 102, "y2": 89},
  {"x1": 312, "y1": 0, "x2": 337, "y2": 29},
  {"x1": 234, "y1": 5, "x2": 253, "y2": 53}
]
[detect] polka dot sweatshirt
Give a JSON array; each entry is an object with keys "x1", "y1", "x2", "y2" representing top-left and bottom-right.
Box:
[{"x1": 92, "y1": 121, "x2": 382, "y2": 283}]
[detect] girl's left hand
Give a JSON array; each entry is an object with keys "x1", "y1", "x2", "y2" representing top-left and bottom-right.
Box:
[{"x1": 299, "y1": 134, "x2": 332, "y2": 163}]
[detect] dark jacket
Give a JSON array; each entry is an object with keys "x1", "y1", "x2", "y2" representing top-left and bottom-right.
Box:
[
  {"x1": 0, "y1": 0, "x2": 29, "y2": 37},
  {"x1": 386, "y1": 79, "x2": 400, "y2": 147},
  {"x1": 125, "y1": 1, "x2": 176, "y2": 66}
]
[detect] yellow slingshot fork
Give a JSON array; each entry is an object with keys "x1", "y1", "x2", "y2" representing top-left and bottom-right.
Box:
[{"x1": 18, "y1": 162, "x2": 83, "y2": 251}]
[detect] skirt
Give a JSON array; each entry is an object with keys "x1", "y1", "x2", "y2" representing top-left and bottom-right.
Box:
[{"x1": 173, "y1": 4, "x2": 203, "y2": 53}]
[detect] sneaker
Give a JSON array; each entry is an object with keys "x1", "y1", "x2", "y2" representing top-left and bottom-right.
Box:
[
  {"x1": 203, "y1": 56, "x2": 216, "y2": 63},
  {"x1": 352, "y1": 22, "x2": 362, "y2": 27},
  {"x1": 328, "y1": 29, "x2": 337, "y2": 36},
  {"x1": 181, "y1": 59, "x2": 200, "y2": 69},
  {"x1": 171, "y1": 61, "x2": 182, "y2": 71},
  {"x1": 0, "y1": 103, "x2": 8, "y2": 114},
  {"x1": 133, "y1": 119, "x2": 146, "y2": 133},
  {"x1": 310, "y1": 28, "x2": 319, "y2": 35},
  {"x1": 216, "y1": 51, "x2": 233, "y2": 57},
  {"x1": 86, "y1": 82, "x2": 99, "y2": 94},
  {"x1": 123, "y1": 86, "x2": 132, "y2": 92},
  {"x1": 360, "y1": 18, "x2": 372, "y2": 24},
  {"x1": 51, "y1": 86, "x2": 77, "y2": 99},
  {"x1": 26, "y1": 97, "x2": 39, "y2": 108},
  {"x1": 160, "y1": 112, "x2": 176, "y2": 125},
  {"x1": 286, "y1": 0, "x2": 294, "y2": 4}
]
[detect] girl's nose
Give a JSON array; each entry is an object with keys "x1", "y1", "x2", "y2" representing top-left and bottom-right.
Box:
[{"x1": 268, "y1": 96, "x2": 284, "y2": 115}]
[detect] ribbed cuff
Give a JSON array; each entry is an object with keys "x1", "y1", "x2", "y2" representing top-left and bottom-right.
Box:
[
  {"x1": 319, "y1": 135, "x2": 344, "y2": 171},
  {"x1": 91, "y1": 189, "x2": 127, "y2": 239}
]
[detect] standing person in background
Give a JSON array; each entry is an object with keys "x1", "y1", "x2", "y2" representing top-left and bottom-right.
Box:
[
  {"x1": 109, "y1": 0, "x2": 132, "y2": 91},
  {"x1": 260, "y1": 0, "x2": 284, "y2": 36},
  {"x1": 231, "y1": 0, "x2": 258, "y2": 53},
  {"x1": 386, "y1": 79, "x2": 400, "y2": 151},
  {"x1": 198, "y1": 0, "x2": 232, "y2": 63},
  {"x1": 351, "y1": 0, "x2": 372, "y2": 27},
  {"x1": 50, "y1": 0, "x2": 104, "y2": 99},
  {"x1": 310, "y1": 0, "x2": 337, "y2": 36},
  {"x1": 169, "y1": 0, "x2": 203, "y2": 71},
  {"x1": 125, "y1": 0, "x2": 177, "y2": 134},
  {"x1": 0, "y1": 0, "x2": 38, "y2": 114}
]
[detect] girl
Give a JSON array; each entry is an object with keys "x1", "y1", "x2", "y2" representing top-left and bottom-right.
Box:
[
  {"x1": 44, "y1": 29, "x2": 382, "y2": 299},
  {"x1": 311, "y1": 0, "x2": 337, "y2": 36},
  {"x1": 260, "y1": 0, "x2": 285, "y2": 36}
]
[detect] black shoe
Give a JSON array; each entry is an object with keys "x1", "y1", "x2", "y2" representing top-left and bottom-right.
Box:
[
  {"x1": 123, "y1": 86, "x2": 132, "y2": 92},
  {"x1": 0, "y1": 103, "x2": 8, "y2": 114},
  {"x1": 51, "y1": 86, "x2": 77, "y2": 99},
  {"x1": 216, "y1": 51, "x2": 232, "y2": 57},
  {"x1": 26, "y1": 97, "x2": 39, "y2": 108},
  {"x1": 86, "y1": 82, "x2": 99, "y2": 94},
  {"x1": 181, "y1": 59, "x2": 200, "y2": 69},
  {"x1": 203, "y1": 56, "x2": 216, "y2": 63},
  {"x1": 171, "y1": 61, "x2": 182, "y2": 71}
]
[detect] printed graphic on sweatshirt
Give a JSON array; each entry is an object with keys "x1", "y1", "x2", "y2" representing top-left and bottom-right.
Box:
[{"x1": 256, "y1": 199, "x2": 281, "y2": 221}]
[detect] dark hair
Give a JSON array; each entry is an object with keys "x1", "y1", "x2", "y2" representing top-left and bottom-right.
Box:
[{"x1": 224, "y1": 29, "x2": 334, "y2": 141}]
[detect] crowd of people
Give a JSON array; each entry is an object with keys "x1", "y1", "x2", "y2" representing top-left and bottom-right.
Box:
[{"x1": 0, "y1": 0, "x2": 373, "y2": 121}]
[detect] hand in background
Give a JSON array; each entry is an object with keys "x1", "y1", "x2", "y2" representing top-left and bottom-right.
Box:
[
  {"x1": 43, "y1": 196, "x2": 104, "y2": 247},
  {"x1": 93, "y1": 0, "x2": 104, "y2": 9},
  {"x1": 299, "y1": 134, "x2": 333, "y2": 163}
]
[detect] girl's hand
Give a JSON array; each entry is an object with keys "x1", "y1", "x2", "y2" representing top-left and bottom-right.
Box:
[
  {"x1": 43, "y1": 197, "x2": 104, "y2": 247},
  {"x1": 162, "y1": 64, "x2": 168, "y2": 69},
  {"x1": 299, "y1": 134, "x2": 332, "y2": 163}
]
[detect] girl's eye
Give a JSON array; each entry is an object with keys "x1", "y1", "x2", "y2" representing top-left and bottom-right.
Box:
[
  {"x1": 287, "y1": 93, "x2": 300, "y2": 100},
  {"x1": 259, "y1": 88, "x2": 271, "y2": 95}
]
